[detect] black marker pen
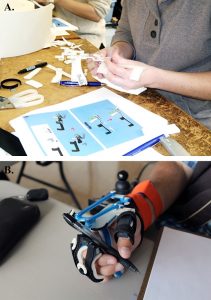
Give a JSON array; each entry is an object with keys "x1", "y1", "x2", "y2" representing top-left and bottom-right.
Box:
[{"x1": 18, "y1": 62, "x2": 48, "y2": 74}]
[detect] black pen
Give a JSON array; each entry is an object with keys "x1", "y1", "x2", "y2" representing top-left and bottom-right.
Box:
[{"x1": 18, "y1": 62, "x2": 48, "y2": 74}]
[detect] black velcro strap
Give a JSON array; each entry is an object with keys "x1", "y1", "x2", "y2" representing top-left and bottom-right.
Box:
[
  {"x1": 114, "y1": 210, "x2": 144, "y2": 246},
  {"x1": 70, "y1": 234, "x2": 104, "y2": 283},
  {"x1": 84, "y1": 243, "x2": 103, "y2": 282},
  {"x1": 114, "y1": 211, "x2": 137, "y2": 244}
]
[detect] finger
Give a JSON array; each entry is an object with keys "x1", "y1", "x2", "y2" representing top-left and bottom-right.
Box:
[
  {"x1": 97, "y1": 263, "x2": 124, "y2": 277},
  {"x1": 101, "y1": 47, "x2": 117, "y2": 59},
  {"x1": 104, "y1": 59, "x2": 129, "y2": 80},
  {"x1": 102, "y1": 276, "x2": 113, "y2": 283},
  {"x1": 106, "y1": 69, "x2": 143, "y2": 89},
  {"x1": 106, "y1": 73, "x2": 130, "y2": 87},
  {"x1": 83, "y1": 251, "x2": 117, "y2": 267},
  {"x1": 97, "y1": 254, "x2": 117, "y2": 267},
  {"x1": 117, "y1": 237, "x2": 133, "y2": 259},
  {"x1": 109, "y1": 56, "x2": 145, "y2": 82},
  {"x1": 95, "y1": 73, "x2": 105, "y2": 79},
  {"x1": 103, "y1": 60, "x2": 141, "y2": 88},
  {"x1": 86, "y1": 59, "x2": 100, "y2": 75},
  {"x1": 82, "y1": 249, "x2": 87, "y2": 259},
  {"x1": 113, "y1": 56, "x2": 143, "y2": 68}
]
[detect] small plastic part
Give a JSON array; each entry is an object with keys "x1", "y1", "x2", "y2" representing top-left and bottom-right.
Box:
[
  {"x1": 160, "y1": 137, "x2": 191, "y2": 156},
  {"x1": 115, "y1": 170, "x2": 131, "y2": 195}
]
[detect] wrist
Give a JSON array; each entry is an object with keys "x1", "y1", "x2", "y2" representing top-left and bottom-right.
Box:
[
  {"x1": 128, "y1": 180, "x2": 163, "y2": 230},
  {"x1": 141, "y1": 67, "x2": 165, "y2": 89}
]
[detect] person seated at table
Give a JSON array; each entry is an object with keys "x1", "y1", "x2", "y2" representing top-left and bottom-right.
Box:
[
  {"x1": 36, "y1": 0, "x2": 111, "y2": 48},
  {"x1": 87, "y1": 1, "x2": 211, "y2": 129}
]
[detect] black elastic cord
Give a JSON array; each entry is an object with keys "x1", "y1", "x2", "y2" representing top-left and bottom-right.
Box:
[
  {"x1": 1, "y1": 78, "x2": 22, "y2": 90},
  {"x1": 130, "y1": 162, "x2": 156, "y2": 189}
]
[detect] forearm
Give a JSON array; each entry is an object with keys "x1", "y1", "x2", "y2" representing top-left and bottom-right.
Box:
[
  {"x1": 55, "y1": 0, "x2": 101, "y2": 22},
  {"x1": 140, "y1": 161, "x2": 193, "y2": 212},
  {"x1": 146, "y1": 68, "x2": 211, "y2": 101}
]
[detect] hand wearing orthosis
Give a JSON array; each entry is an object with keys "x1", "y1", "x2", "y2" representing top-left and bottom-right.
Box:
[{"x1": 63, "y1": 171, "x2": 163, "y2": 282}]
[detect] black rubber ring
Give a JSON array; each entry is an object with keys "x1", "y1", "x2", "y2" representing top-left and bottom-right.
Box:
[{"x1": 1, "y1": 78, "x2": 22, "y2": 90}]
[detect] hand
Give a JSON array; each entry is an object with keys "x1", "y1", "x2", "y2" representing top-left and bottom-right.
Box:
[
  {"x1": 87, "y1": 46, "x2": 125, "y2": 79},
  {"x1": 94, "y1": 237, "x2": 133, "y2": 282},
  {"x1": 71, "y1": 211, "x2": 142, "y2": 283},
  {"x1": 98, "y1": 56, "x2": 159, "y2": 89},
  {"x1": 93, "y1": 214, "x2": 142, "y2": 282}
]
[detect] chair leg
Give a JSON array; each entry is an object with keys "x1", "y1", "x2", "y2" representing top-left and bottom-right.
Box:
[
  {"x1": 15, "y1": 161, "x2": 82, "y2": 210},
  {"x1": 16, "y1": 162, "x2": 26, "y2": 184},
  {"x1": 58, "y1": 162, "x2": 82, "y2": 210}
]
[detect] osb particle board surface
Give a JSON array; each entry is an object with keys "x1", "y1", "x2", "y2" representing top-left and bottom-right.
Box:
[{"x1": 0, "y1": 39, "x2": 210, "y2": 156}]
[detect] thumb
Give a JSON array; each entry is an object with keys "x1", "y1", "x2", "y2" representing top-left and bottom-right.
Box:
[{"x1": 117, "y1": 237, "x2": 133, "y2": 259}]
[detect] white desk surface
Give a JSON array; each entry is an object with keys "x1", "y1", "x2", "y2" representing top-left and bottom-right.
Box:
[{"x1": 0, "y1": 181, "x2": 154, "y2": 300}]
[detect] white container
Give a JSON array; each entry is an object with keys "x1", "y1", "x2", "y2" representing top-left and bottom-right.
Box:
[{"x1": 0, "y1": 4, "x2": 53, "y2": 58}]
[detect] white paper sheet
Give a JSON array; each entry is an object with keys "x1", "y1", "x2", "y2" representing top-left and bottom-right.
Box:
[
  {"x1": 52, "y1": 17, "x2": 78, "y2": 31},
  {"x1": 0, "y1": 4, "x2": 53, "y2": 58},
  {"x1": 10, "y1": 88, "x2": 179, "y2": 158},
  {"x1": 95, "y1": 76, "x2": 147, "y2": 95},
  {"x1": 143, "y1": 227, "x2": 211, "y2": 300}
]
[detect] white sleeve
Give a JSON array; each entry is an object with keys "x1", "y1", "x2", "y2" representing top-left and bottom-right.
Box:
[{"x1": 88, "y1": 0, "x2": 111, "y2": 18}]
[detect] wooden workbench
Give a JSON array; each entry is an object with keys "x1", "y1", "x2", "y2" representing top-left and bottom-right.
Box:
[{"x1": 0, "y1": 38, "x2": 210, "y2": 156}]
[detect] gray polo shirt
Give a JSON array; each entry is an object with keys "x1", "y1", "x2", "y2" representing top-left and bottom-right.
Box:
[{"x1": 112, "y1": 0, "x2": 211, "y2": 129}]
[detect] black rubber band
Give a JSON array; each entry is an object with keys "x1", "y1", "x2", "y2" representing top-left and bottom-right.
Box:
[{"x1": 1, "y1": 78, "x2": 22, "y2": 90}]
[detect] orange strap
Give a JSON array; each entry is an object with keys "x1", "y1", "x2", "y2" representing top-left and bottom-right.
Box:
[
  {"x1": 127, "y1": 193, "x2": 152, "y2": 230},
  {"x1": 128, "y1": 180, "x2": 163, "y2": 230}
]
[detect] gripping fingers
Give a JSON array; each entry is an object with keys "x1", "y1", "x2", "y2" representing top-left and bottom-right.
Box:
[
  {"x1": 97, "y1": 262, "x2": 124, "y2": 277},
  {"x1": 97, "y1": 254, "x2": 117, "y2": 266},
  {"x1": 98, "y1": 63, "x2": 136, "y2": 89},
  {"x1": 95, "y1": 254, "x2": 124, "y2": 278},
  {"x1": 105, "y1": 59, "x2": 129, "y2": 80},
  {"x1": 96, "y1": 254, "x2": 124, "y2": 277},
  {"x1": 87, "y1": 59, "x2": 101, "y2": 76}
]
